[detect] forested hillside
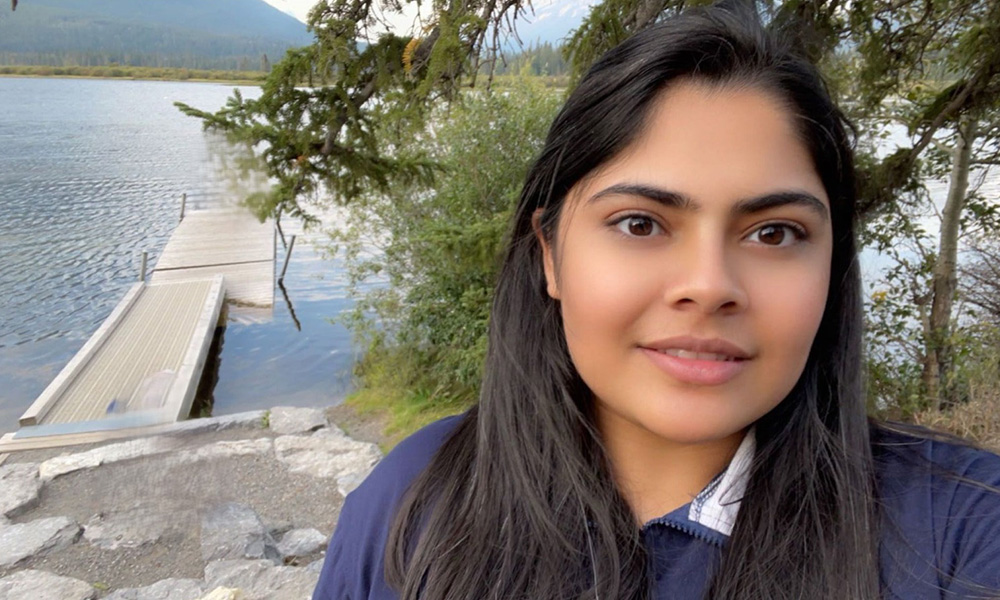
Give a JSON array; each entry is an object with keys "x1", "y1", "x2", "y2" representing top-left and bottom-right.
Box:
[
  {"x1": 0, "y1": 0, "x2": 312, "y2": 70},
  {"x1": 493, "y1": 42, "x2": 568, "y2": 77}
]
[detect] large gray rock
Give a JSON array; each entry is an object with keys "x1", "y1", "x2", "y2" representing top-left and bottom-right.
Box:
[
  {"x1": 200, "y1": 503, "x2": 278, "y2": 564},
  {"x1": 170, "y1": 438, "x2": 273, "y2": 466},
  {"x1": 306, "y1": 558, "x2": 325, "y2": 574},
  {"x1": 265, "y1": 520, "x2": 293, "y2": 540},
  {"x1": 103, "y1": 578, "x2": 205, "y2": 600},
  {"x1": 84, "y1": 505, "x2": 193, "y2": 551},
  {"x1": 267, "y1": 406, "x2": 328, "y2": 435},
  {"x1": 204, "y1": 559, "x2": 319, "y2": 600},
  {"x1": 39, "y1": 436, "x2": 183, "y2": 481},
  {"x1": 276, "y1": 528, "x2": 327, "y2": 560},
  {"x1": 0, "y1": 463, "x2": 41, "y2": 518},
  {"x1": 0, "y1": 516, "x2": 81, "y2": 568},
  {"x1": 334, "y1": 467, "x2": 374, "y2": 497},
  {"x1": 274, "y1": 429, "x2": 382, "y2": 496},
  {"x1": 0, "y1": 569, "x2": 94, "y2": 600},
  {"x1": 194, "y1": 588, "x2": 241, "y2": 600}
]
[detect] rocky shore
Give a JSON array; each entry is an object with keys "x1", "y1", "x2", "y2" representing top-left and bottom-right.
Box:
[{"x1": 0, "y1": 405, "x2": 387, "y2": 599}]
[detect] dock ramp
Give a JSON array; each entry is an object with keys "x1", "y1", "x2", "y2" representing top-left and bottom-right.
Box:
[{"x1": 15, "y1": 276, "x2": 225, "y2": 439}]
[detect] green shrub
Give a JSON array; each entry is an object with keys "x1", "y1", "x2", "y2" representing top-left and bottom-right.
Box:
[{"x1": 333, "y1": 82, "x2": 562, "y2": 438}]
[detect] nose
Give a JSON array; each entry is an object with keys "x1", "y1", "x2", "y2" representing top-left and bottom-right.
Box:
[{"x1": 663, "y1": 238, "x2": 748, "y2": 314}]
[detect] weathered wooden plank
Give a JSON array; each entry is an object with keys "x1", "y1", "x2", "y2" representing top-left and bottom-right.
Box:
[
  {"x1": 19, "y1": 283, "x2": 145, "y2": 427},
  {"x1": 34, "y1": 277, "x2": 224, "y2": 426},
  {"x1": 165, "y1": 276, "x2": 225, "y2": 421},
  {"x1": 150, "y1": 262, "x2": 273, "y2": 307},
  {"x1": 154, "y1": 210, "x2": 274, "y2": 271},
  {"x1": 14, "y1": 409, "x2": 174, "y2": 439},
  {"x1": 150, "y1": 209, "x2": 274, "y2": 307},
  {"x1": 0, "y1": 424, "x2": 177, "y2": 453}
]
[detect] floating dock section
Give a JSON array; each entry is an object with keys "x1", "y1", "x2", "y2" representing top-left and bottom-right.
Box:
[
  {"x1": 3, "y1": 208, "x2": 275, "y2": 451},
  {"x1": 150, "y1": 209, "x2": 275, "y2": 307}
]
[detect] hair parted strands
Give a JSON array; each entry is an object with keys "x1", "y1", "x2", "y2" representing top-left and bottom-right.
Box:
[{"x1": 385, "y1": 3, "x2": 880, "y2": 599}]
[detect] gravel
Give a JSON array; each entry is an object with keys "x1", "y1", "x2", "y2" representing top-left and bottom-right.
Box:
[{"x1": 0, "y1": 405, "x2": 388, "y2": 597}]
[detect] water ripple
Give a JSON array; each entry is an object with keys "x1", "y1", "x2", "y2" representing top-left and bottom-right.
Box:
[
  {"x1": 0, "y1": 79, "x2": 252, "y2": 350},
  {"x1": 0, "y1": 78, "x2": 361, "y2": 427}
]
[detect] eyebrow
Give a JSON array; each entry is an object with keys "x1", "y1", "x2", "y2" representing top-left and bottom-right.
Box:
[{"x1": 589, "y1": 183, "x2": 830, "y2": 222}]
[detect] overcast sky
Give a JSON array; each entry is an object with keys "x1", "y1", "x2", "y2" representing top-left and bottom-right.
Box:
[
  {"x1": 263, "y1": 0, "x2": 424, "y2": 36},
  {"x1": 261, "y1": 0, "x2": 589, "y2": 41},
  {"x1": 262, "y1": 0, "x2": 320, "y2": 22}
]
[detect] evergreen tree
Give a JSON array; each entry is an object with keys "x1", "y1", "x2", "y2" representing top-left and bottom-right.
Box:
[{"x1": 174, "y1": 0, "x2": 540, "y2": 222}]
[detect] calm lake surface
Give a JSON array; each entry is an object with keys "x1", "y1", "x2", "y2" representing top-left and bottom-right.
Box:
[{"x1": 0, "y1": 77, "x2": 359, "y2": 433}]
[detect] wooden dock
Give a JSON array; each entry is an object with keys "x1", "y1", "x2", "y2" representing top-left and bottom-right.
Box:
[
  {"x1": 18, "y1": 277, "x2": 225, "y2": 430},
  {"x1": 150, "y1": 209, "x2": 275, "y2": 307},
  {"x1": 4, "y1": 206, "x2": 276, "y2": 450}
]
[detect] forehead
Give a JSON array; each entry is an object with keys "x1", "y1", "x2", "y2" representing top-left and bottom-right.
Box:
[{"x1": 571, "y1": 81, "x2": 828, "y2": 211}]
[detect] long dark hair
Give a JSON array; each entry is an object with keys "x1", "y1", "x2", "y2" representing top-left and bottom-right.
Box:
[{"x1": 386, "y1": 4, "x2": 878, "y2": 599}]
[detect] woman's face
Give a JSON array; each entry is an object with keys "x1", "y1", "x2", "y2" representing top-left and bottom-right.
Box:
[{"x1": 538, "y1": 81, "x2": 833, "y2": 449}]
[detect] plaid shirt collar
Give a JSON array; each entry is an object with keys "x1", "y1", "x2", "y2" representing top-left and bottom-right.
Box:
[{"x1": 642, "y1": 429, "x2": 755, "y2": 546}]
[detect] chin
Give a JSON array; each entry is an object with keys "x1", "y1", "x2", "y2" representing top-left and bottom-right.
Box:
[
  {"x1": 628, "y1": 407, "x2": 755, "y2": 446},
  {"x1": 654, "y1": 422, "x2": 749, "y2": 445}
]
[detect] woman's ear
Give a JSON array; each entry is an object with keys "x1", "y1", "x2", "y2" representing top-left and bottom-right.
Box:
[{"x1": 532, "y1": 209, "x2": 561, "y2": 300}]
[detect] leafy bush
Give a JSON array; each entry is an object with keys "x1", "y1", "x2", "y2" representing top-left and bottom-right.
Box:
[
  {"x1": 332, "y1": 82, "x2": 562, "y2": 439},
  {"x1": 913, "y1": 335, "x2": 1000, "y2": 451}
]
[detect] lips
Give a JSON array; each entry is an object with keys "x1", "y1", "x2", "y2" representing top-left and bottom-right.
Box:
[
  {"x1": 656, "y1": 348, "x2": 739, "y2": 362},
  {"x1": 641, "y1": 336, "x2": 751, "y2": 360},
  {"x1": 639, "y1": 336, "x2": 751, "y2": 385}
]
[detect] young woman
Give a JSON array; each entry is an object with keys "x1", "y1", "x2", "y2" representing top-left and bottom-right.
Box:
[{"x1": 313, "y1": 4, "x2": 1000, "y2": 599}]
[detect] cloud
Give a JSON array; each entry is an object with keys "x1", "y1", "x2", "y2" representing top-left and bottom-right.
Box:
[{"x1": 263, "y1": 0, "x2": 596, "y2": 44}]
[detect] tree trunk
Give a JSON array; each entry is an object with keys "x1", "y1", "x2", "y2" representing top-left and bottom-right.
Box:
[{"x1": 923, "y1": 117, "x2": 976, "y2": 410}]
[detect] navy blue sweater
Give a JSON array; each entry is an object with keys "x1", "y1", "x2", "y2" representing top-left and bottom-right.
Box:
[{"x1": 314, "y1": 415, "x2": 1000, "y2": 599}]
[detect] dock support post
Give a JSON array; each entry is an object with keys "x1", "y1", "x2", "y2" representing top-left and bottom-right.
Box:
[
  {"x1": 180, "y1": 193, "x2": 187, "y2": 223},
  {"x1": 139, "y1": 251, "x2": 148, "y2": 282},
  {"x1": 278, "y1": 235, "x2": 296, "y2": 284},
  {"x1": 276, "y1": 206, "x2": 287, "y2": 249}
]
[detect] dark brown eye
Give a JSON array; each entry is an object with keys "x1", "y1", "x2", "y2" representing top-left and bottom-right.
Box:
[
  {"x1": 615, "y1": 216, "x2": 659, "y2": 237},
  {"x1": 757, "y1": 225, "x2": 786, "y2": 246},
  {"x1": 756, "y1": 225, "x2": 787, "y2": 245},
  {"x1": 629, "y1": 217, "x2": 654, "y2": 236}
]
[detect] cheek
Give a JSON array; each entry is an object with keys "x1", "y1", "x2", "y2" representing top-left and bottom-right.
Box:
[
  {"x1": 748, "y1": 259, "x2": 830, "y2": 370},
  {"x1": 555, "y1": 241, "x2": 655, "y2": 346}
]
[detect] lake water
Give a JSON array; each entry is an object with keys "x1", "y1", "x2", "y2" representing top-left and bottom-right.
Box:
[{"x1": 0, "y1": 77, "x2": 360, "y2": 434}]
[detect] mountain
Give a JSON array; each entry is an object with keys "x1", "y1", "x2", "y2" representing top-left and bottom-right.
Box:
[{"x1": 0, "y1": 0, "x2": 314, "y2": 70}]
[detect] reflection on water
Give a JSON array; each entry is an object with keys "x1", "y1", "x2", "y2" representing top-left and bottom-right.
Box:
[{"x1": 0, "y1": 78, "x2": 361, "y2": 432}]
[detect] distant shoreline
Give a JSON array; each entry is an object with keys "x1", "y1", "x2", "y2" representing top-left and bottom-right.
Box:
[{"x1": 0, "y1": 65, "x2": 267, "y2": 86}]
